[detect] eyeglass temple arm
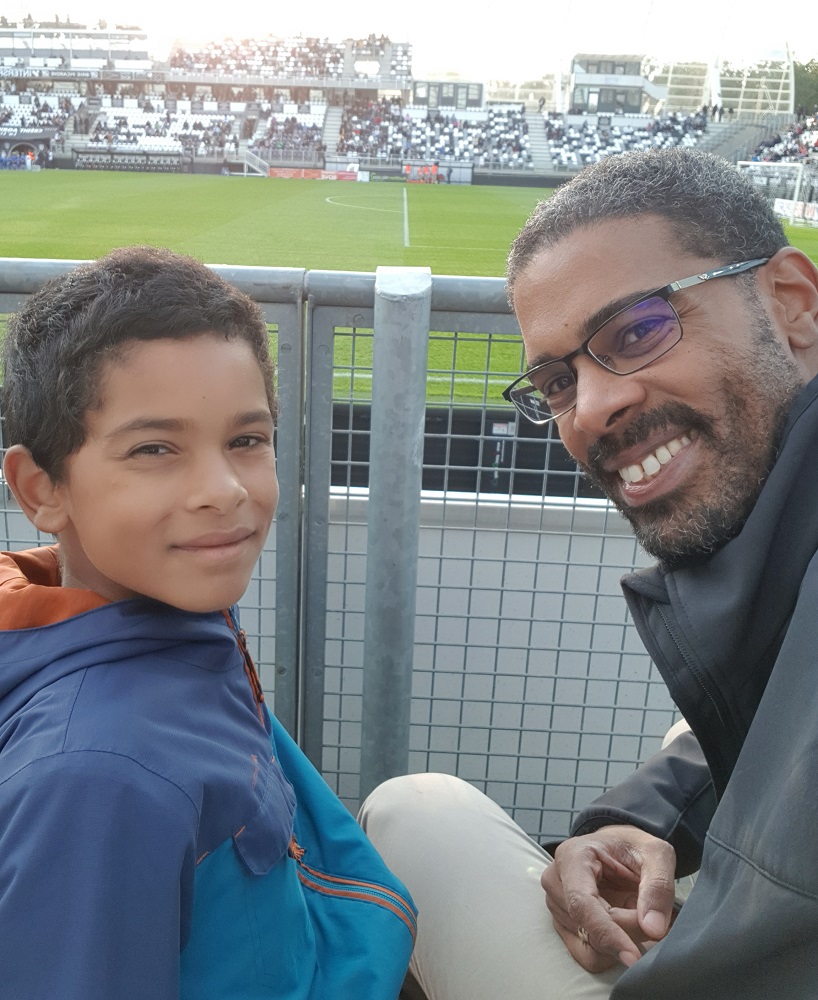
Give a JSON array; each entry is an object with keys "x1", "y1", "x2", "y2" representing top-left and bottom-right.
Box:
[{"x1": 669, "y1": 258, "x2": 769, "y2": 293}]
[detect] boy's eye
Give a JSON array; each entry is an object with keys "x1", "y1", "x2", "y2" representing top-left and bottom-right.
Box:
[
  {"x1": 230, "y1": 434, "x2": 269, "y2": 450},
  {"x1": 129, "y1": 443, "x2": 170, "y2": 457}
]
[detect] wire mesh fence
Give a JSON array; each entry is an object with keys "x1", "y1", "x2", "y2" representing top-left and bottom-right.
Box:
[{"x1": 314, "y1": 302, "x2": 677, "y2": 841}]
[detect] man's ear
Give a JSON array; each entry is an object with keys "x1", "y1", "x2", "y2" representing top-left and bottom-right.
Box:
[
  {"x1": 762, "y1": 247, "x2": 818, "y2": 356},
  {"x1": 3, "y1": 445, "x2": 70, "y2": 534}
]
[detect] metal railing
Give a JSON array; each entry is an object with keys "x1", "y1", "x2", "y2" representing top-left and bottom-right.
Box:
[{"x1": 0, "y1": 261, "x2": 677, "y2": 841}]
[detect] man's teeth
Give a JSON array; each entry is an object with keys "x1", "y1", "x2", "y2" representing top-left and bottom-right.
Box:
[{"x1": 618, "y1": 435, "x2": 691, "y2": 484}]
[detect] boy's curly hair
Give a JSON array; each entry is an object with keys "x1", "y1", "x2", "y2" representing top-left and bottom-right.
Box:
[{"x1": 3, "y1": 246, "x2": 276, "y2": 480}]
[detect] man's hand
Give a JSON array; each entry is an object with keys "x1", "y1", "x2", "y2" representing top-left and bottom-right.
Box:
[{"x1": 541, "y1": 824, "x2": 677, "y2": 972}]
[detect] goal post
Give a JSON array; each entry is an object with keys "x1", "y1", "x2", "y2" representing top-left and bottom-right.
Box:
[{"x1": 736, "y1": 160, "x2": 818, "y2": 226}]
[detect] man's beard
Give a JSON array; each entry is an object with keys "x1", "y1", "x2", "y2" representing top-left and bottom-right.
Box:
[{"x1": 578, "y1": 313, "x2": 804, "y2": 568}]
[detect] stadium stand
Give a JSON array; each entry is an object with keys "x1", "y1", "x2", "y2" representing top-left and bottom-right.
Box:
[
  {"x1": 336, "y1": 98, "x2": 532, "y2": 168},
  {"x1": 168, "y1": 34, "x2": 411, "y2": 85},
  {"x1": 544, "y1": 109, "x2": 707, "y2": 169},
  {"x1": 0, "y1": 16, "x2": 799, "y2": 180},
  {"x1": 750, "y1": 115, "x2": 818, "y2": 162},
  {"x1": 85, "y1": 101, "x2": 238, "y2": 158},
  {"x1": 0, "y1": 89, "x2": 72, "y2": 128},
  {"x1": 248, "y1": 103, "x2": 326, "y2": 163},
  {"x1": 170, "y1": 37, "x2": 346, "y2": 79}
]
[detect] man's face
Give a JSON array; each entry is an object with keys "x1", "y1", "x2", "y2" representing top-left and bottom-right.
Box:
[
  {"x1": 512, "y1": 216, "x2": 805, "y2": 565},
  {"x1": 52, "y1": 333, "x2": 278, "y2": 612}
]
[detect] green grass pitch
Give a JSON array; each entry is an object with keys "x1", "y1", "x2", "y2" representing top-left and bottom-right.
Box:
[
  {"x1": 1, "y1": 170, "x2": 817, "y2": 406},
  {"x1": 0, "y1": 171, "x2": 544, "y2": 405},
  {"x1": 0, "y1": 171, "x2": 542, "y2": 275}
]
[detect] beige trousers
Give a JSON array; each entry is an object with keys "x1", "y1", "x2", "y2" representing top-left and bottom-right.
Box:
[{"x1": 359, "y1": 773, "x2": 622, "y2": 1000}]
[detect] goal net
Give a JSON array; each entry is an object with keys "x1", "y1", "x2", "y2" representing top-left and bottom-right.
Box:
[{"x1": 736, "y1": 160, "x2": 818, "y2": 226}]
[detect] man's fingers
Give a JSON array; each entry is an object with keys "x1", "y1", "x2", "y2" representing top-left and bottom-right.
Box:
[
  {"x1": 607, "y1": 907, "x2": 641, "y2": 933},
  {"x1": 550, "y1": 907, "x2": 623, "y2": 973},
  {"x1": 633, "y1": 840, "x2": 677, "y2": 939},
  {"x1": 560, "y1": 887, "x2": 643, "y2": 968},
  {"x1": 542, "y1": 825, "x2": 679, "y2": 970}
]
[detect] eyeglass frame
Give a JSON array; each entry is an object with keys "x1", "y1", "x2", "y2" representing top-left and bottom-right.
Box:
[{"x1": 502, "y1": 257, "x2": 770, "y2": 425}]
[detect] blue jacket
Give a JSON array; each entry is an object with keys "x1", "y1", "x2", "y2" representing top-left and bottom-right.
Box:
[{"x1": 0, "y1": 548, "x2": 416, "y2": 999}]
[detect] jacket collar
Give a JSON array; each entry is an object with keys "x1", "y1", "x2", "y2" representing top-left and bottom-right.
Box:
[{"x1": 0, "y1": 545, "x2": 109, "y2": 630}]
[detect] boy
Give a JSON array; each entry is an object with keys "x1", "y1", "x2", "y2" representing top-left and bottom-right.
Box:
[{"x1": 0, "y1": 246, "x2": 416, "y2": 999}]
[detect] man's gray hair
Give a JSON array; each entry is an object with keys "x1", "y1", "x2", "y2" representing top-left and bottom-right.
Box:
[{"x1": 506, "y1": 148, "x2": 789, "y2": 303}]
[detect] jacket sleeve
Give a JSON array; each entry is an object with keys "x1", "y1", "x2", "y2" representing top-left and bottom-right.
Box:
[
  {"x1": 569, "y1": 730, "x2": 716, "y2": 877},
  {"x1": 0, "y1": 750, "x2": 199, "y2": 1000}
]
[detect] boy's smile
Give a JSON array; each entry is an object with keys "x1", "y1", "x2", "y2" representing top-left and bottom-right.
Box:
[{"x1": 49, "y1": 333, "x2": 278, "y2": 612}]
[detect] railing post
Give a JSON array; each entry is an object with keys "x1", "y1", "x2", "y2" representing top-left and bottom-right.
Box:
[{"x1": 359, "y1": 266, "x2": 431, "y2": 802}]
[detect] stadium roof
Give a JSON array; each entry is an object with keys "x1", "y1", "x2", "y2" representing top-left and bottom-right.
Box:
[{"x1": 573, "y1": 53, "x2": 645, "y2": 62}]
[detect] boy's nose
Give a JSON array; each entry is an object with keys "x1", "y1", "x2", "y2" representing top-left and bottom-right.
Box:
[{"x1": 186, "y1": 456, "x2": 248, "y2": 511}]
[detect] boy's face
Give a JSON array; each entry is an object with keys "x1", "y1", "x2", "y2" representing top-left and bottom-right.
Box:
[{"x1": 51, "y1": 333, "x2": 278, "y2": 612}]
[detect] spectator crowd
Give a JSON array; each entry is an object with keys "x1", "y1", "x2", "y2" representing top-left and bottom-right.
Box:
[
  {"x1": 544, "y1": 109, "x2": 707, "y2": 169},
  {"x1": 87, "y1": 105, "x2": 238, "y2": 157},
  {"x1": 248, "y1": 109, "x2": 324, "y2": 162},
  {"x1": 0, "y1": 87, "x2": 72, "y2": 134},
  {"x1": 170, "y1": 36, "x2": 346, "y2": 78},
  {"x1": 336, "y1": 98, "x2": 532, "y2": 167},
  {"x1": 751, "y1": 116, "x2": 818, "y2": 163}
]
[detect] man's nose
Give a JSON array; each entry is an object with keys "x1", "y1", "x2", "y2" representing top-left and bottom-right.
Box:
[{"x1": 568, "y1": 356, "x2": 647, "y2": 439}]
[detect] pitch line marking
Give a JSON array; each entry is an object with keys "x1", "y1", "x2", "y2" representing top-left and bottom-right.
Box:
[
  {"x1": 324, "y1": 196, "x2": 401, "y2": 213},
  {"x1": 411, "y1": 244, "x2": 508, "y2": 252},
  {"x1": 333, "y1": 371, "x2": 511, "y2": 386},
  {"x1": 403, "y1": 187, "x2": 410, "y2": 248}
]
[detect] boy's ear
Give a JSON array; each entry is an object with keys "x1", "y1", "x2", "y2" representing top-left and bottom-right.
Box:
[{"x1": 3, "y1": 445, "x2": 70, "y2": 534}]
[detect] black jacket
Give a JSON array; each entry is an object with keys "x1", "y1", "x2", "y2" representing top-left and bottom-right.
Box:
[{"x1": 571, "y1": 373, "x2": 818, "y2": 997}]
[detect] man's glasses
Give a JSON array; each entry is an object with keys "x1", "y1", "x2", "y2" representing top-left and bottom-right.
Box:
[{"x1": 503, "y1": 258, "x2": 769, "y2": 425}]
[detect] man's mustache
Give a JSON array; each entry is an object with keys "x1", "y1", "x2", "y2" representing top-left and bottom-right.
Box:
[{"x1": 584, "y1": 402, "x2": 714, "y2": 479}]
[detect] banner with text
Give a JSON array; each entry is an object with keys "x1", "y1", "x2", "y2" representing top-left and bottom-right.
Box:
[{"x1": 267, "y1": 167, "x2": 357, "y2": 181}]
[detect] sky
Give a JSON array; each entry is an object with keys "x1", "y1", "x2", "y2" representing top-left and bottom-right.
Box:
[{"x1": 7, "y1": 0, "x2": 817, "y2": 80}]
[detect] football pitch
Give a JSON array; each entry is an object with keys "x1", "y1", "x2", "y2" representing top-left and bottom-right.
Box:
[
  {"x1": 1, "y1": 170, "x2": 815, "y2": 272},
  {"x1": 1, "y1": 170, "x2": 817, "y2": 406},
  {"x1": 0, "y1": 171, "x2": 544, "y2": 276}
]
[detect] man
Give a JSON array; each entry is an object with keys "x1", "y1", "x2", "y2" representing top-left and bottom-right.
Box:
[{"x1": 360, "y1": 148, "x2": 818, "y2": 998}]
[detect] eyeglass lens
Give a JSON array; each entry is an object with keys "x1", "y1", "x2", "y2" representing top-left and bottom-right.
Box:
[{"x1": 516, "y1": 296, "x2": 682, "y2": 420}]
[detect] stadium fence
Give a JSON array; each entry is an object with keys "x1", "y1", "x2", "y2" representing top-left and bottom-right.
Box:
[{"x1": 0, "y1": 260, "x2": 677, "y2": 842}]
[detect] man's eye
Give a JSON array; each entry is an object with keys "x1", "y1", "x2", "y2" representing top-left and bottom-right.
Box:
[
  {"x1": 614, "y1": 315, "x2": 676, "y2": 357},
  {"x1": 540, "y1": 373, "x2": 574, "y2": 401}
]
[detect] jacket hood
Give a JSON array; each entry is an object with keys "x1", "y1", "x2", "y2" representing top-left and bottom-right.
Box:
[
  {"x1": 621, "y1": 373, "x2": 818, "y2": 793},
  {"x1": 0, "y1": 545, "x2": 235, "y2": 728}
]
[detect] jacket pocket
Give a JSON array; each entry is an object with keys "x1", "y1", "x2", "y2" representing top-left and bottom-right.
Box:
[{"x1": 232, "y1": 754, "x2": 296, "y2": 876}]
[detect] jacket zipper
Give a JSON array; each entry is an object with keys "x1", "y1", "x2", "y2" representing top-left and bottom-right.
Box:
[
  {"x1": 223, "y1": 609, "x2": 266, "y2": 725},
  {"x1": 289, "y1": 838, "x2": 417, "y2": 940},
  {"x1": 656, "y1": 603, "x2": 735, "y2": 792}
]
